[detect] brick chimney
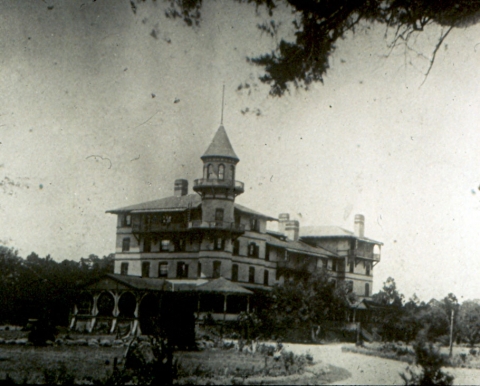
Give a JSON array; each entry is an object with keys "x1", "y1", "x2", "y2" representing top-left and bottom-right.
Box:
[
  {"x1": 174, "y1": 179, "x2": 188, "y2": 197},
  {"x1": 278, "y1": 213, "x2": 300, "y2": 241},
  {"x1": 354, "y1": 214, "x2": 365, "y2": 238}
]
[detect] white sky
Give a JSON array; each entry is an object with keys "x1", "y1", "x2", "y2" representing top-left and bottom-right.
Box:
[{"x1": 1, "y1": 0, "x2": 480, "y2": 302}]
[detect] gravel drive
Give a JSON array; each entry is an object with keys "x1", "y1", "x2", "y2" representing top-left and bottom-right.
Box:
[{"x1": 283, "y1": 343, "x2": 480, "y2": 385}]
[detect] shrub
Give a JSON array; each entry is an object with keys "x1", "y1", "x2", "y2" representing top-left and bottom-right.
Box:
[
  {"x1": 27, "y1": 318, "x2": 57, "y2": 346},
  {"x1": 400, "y1": 341, "x2": 454, "y2": 385}
]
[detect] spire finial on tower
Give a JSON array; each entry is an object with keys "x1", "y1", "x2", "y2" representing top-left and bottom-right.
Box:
[{"x1": 221, "y1": 84, "x2": 225, "y2": 125}]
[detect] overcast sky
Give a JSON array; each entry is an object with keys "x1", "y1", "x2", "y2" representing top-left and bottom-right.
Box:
[{"x1": 1, "y1": 0, "x2": 480, "y2": 302}]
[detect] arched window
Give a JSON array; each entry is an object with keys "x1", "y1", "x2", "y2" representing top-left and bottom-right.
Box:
[
  {"x1": 207, "y1": 164, "x2": 214, "y2": 179},
  {"x1": 218, "y1": 164, "x2": 225, "y2": 180},
  {"x1": 230, "y1": 165, "x2": 235, "y2": 180}
]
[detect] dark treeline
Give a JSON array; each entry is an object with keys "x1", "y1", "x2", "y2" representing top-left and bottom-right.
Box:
[{"x1": 0, "y1": 246, "x2": 113, "y2": 326}]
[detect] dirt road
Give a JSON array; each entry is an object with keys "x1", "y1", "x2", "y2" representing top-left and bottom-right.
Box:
[{"x1": 283, "y1": 343, "x2": 480, "y2": 385}]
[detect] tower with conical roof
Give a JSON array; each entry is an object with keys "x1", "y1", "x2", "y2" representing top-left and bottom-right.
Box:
[{"x1": 193, "y1": 125, "x2": 244, "y2": 227}]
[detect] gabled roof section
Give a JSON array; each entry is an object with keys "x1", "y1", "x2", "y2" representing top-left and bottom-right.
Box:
[
  {"x1": 201, "y1": 126, "x2": 239, "y2": 162},
  {"x1": 301, "y1": 226, "x2": 354, "y2": 238},
  {"x1": 106, "y1": 194, "x2": 201, "y2": 214},
  {"x1": 263, "y1": 233, "x2": 332, "y2": 258},
  {"x1": 234, "y1": 203, "x2": 277, "y2": 221},
  {"x1": 196, "y1": 277, "x2": 253, "y2": 295},
  {"x1": 87, "y1": 274, "x2": 172, "y2": 291},
  {"x1": 300, "y1": 225, "x2": 382, "y2": 245}
]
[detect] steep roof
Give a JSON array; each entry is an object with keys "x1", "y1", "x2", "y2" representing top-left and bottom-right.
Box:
[
  {"x1": 201, "y1": 126, "x2": 239, "y2": 161},
  {"x1": 106, "y1": 194, "x2": 201, "y2": 214}
]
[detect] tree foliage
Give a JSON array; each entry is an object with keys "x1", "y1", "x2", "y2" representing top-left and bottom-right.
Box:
[
  {"x1": 371, "y1": 276, "x2": 404, "y2": 307},
  {"x1": 266, "y1": 269, "x2": 353, "y2": 341},
  {"x1": 137, "y1": 0, "x2": 480, "y2": 95},
  {"x1": 458, "y1": 300, "x2": 480, "y2": 347},
  {"x1": 0, "y1": 246, "x2": 113, "y2": 326}
]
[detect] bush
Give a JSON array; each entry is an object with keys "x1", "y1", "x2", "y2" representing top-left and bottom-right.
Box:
[
  {"x1": 27, "y1": 318, "x2": 57, "y2": 346},
  {"x1": 400, "y1": 341, "x2": 454, "y2": 385}
]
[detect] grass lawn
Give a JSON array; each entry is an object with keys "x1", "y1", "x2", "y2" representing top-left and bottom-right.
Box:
[
  {"x1": 0, "y1": 345, "x2": 125, "y2": 384},
  {"x1": 0, "y1": 343, "x2": 350, "y2": 384}
]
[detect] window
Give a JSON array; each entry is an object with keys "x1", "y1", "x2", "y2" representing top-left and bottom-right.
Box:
[
  {"x1": 365, "y1": 283, "x2": 370, "y2": 297},
  {"x1": 248, "y1": 243, "x2": 258, "y2": 257},
  {"x1": 263, "y1": 270, "x2": 269, "y2": 286},
  {"x1": 323, "y1": 260, "x2": 328, "y2": 270},
  {"x1": 232, "y1": 264, "x2": 238, "y2": 282},
  {"x1": 177, "y1": 262, "x2": 188, "y2": 278},
  {"x1": 197, "y1": 262, "x2": 202, "y2": 278},
  {"x1": 230, "y1": 165, "x2": 235, "y2": 180},
  {"x1": 120, "y1": 262, "x2": 129, "y2": 275},
  {"x1": 207, "y1": 164, "x2": 213, "y2": 179},
  {"x1": 121, "y1": 214, "x2": 131, "y2": 227},
  {"x1": 143, "y1": 237, "x2": 152, "y2": 253},
  {"x1": 233, "y1": 240, "x2": 240, "y2": 256},
  {"x1": 349, "y1": 261, "x2": 354, "y2": 273},
  {"x1": 218, "y1": 164, "x2": 225, "y2": 180},
  {"x1": 122, "y1": 238, "x2": 130, "y2": 252},
  {"x1": 331, "y1": 260, "x2": 337, "y2": 272},
  {"x1": 213, "y1": 261, "x2": 221, "y2": 278},
  {"x1": 142, "y1": 262, "x2": 150, "y2": 278},
  {"x1": 346, "y1": 281, "x2": 354, "y2": 293},
  {"x1": 158, "y1": 263, "x2": 168, "y2": 277},
  {"x1": 173, "y1": 239, "x2": 185, "y2": 252},
  {"x1": 250, "y1": 218, "x2": 258, "y2": 231},
  {"x1": 248, "y1": 267, "x2": 255, "y2": 283},
  {"x1": 366, "y1": 264, "x2": 371, "y2": 276},
  {"x1": 215, "y1": 208, "x2": 224, "y2": 223},
  {"x1": 265, "y1": 245, "x2": 270, "y2": 261},
  {"x1": 161, "y1": 240, "x2": 170, "y2": 252},
  {"x1": 162, "y1": 215, "x2": 172, "y2": 225},
  {"x1": 214, "y1": 238, "x2": 225, "y2": 251}
]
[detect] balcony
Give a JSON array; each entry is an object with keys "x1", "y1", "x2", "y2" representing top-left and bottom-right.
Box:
[
  {"x1": 349, "y1": 249, "x2": 381, "y2": 262},
  {"x1": 193, "y1": 178, "x2": 244, "y2": 195},
  {"x1": 188, "y1": 220, "x2": 245, "y2": 233},
  {"x1": 132, "y1": 222, "x2": 187, "y2": 233}
]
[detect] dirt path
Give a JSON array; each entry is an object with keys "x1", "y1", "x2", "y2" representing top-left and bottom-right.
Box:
[{"x1": 283, "y1": 343, "x2": 480, "y2": 385}]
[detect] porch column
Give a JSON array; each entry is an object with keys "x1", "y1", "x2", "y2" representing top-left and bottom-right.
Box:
[
  {"x1": 110, "y1": 292, "x2": 121, "y2": 334},
  {"x1": 130, "y1": 293, "x2": 141, "y2": 336},
  {"x1": 246, "y1": 296, "x2": 250, "y2": 313},
  {"x1": 89, "y1": 293, "x2": 100, "y2": 333},
  {"x1": 69, "y1": 304, "x2": 78, "y2": 330}
]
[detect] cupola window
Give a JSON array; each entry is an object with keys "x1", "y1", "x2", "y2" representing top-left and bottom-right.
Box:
[
  {"x1": 218, "y1": 164, "x2": 225, "y2": 180},
  {"x1": 207, "y1": 164, "x2": 214, "y2": 179}
]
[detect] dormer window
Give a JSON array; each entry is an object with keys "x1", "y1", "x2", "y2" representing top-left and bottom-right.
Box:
[{"x1": 218, "y1": 164, "x2": 225, "y2": 180}]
